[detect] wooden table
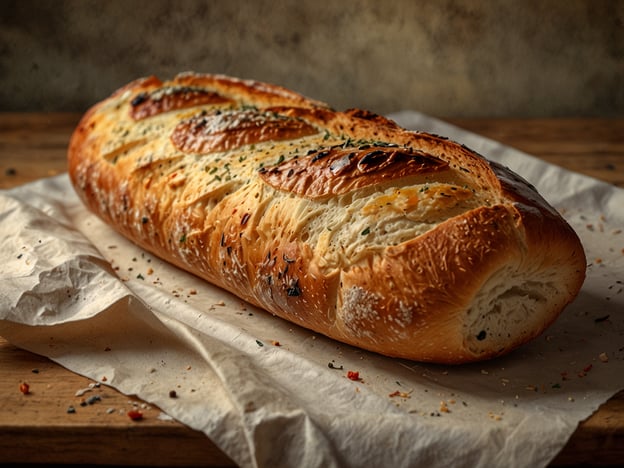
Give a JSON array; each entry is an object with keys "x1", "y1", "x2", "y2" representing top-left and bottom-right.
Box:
[{"x1": 1, "y1": 113, "x2": 623, "y2": 466}]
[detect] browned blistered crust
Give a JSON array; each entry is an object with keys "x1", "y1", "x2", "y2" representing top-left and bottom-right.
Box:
[
  {"x1": 68, "y1": 72, "x2": 586, "y2": 364},
  {"x1": 259, "y1": 145, "x2": 450, "y2": 199},
  {"x1": 171, "y1": 108, "x2": 319, "y2": 154}
]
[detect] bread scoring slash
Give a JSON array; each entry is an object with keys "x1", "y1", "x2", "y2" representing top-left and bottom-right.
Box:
[{"x1": 67, "y1": 73, "x2": 586, "y2": 364}]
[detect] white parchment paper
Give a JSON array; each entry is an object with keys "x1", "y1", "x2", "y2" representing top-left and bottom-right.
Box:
[{"x1": 1, "y1": 111, "x2": 622, "y2": 468}]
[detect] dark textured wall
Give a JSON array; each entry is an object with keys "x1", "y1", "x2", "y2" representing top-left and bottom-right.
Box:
[{"x1": 1, "y1": 0, "x2": 622, "y2": 117}]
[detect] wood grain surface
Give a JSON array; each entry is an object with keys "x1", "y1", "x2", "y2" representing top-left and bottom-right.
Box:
[{"x1": 1, "y1": 113, "x2": 622, "y2": 467}]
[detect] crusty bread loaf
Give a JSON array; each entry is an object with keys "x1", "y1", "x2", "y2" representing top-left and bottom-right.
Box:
[{"x1": 67, "y1": 72, "x2": 586, "y2": 364}]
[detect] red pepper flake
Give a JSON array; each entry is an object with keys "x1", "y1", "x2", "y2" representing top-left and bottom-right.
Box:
[
  {"x1": 19, "y1": 382, "x2": 30, "y2": 395},
  {"x1": 127, "y1": 409, "x2": 143, "y2": 421},
  {"x1": 577, "y1": 364, "x2": 593, "y2": 378},
  {"x1": 271, "y1": 340, "x2": 281, "y2": 346},
  {"x1": 346, "y1": 370, "x2": 360, "y2": 381}
]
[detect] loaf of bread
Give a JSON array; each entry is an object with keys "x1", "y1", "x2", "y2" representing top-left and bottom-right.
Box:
[{"x1": 68, "y1": 73, "x2": 586, "y2": 364}]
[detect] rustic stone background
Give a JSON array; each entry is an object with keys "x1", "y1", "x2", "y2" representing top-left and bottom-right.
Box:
[{"x1": 1, "y1": 0, "x2": 622, "y2": 117}]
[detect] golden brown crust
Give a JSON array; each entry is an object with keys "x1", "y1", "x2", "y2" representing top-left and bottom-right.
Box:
[
  {"x1": 170, "y1": 108, "x2": 319, "y2": 154},
  {"x1": 68, "y1": 72, "x2": 586, "y2": 364}
]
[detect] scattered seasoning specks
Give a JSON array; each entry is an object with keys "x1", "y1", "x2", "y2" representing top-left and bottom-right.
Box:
[
  {"x1": 85, "y1": 395, "x2": 101, "y2": 405},
  {"x1": 578, "y1": 364, "x2": 593, "y2": 377},
  {"x1": 127, "y1": 409, "x2": 144, "y2": 421}
]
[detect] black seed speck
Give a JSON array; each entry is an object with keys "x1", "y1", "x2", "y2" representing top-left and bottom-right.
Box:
[
  {"x1": 131, "y1": 93, "x2": 148, "y2": 106},
  {"x1": 286, "y1": 279, "x2": 301, "y2": 297}
]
